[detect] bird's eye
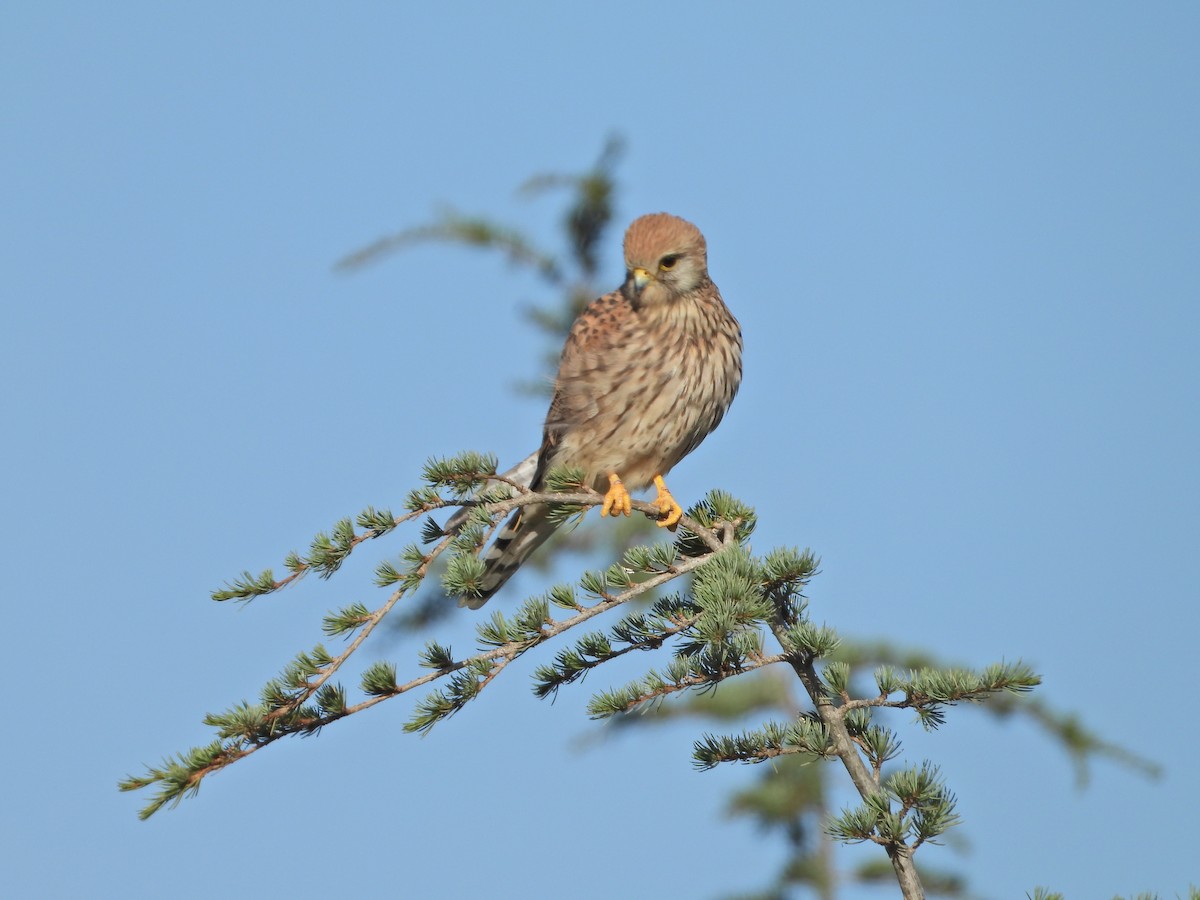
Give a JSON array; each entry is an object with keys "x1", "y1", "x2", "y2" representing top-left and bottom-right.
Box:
[{"x1": 659, "y1": 254, "x2": 679, "y2": 271}]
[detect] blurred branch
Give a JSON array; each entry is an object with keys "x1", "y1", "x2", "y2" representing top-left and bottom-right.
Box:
[
  {"x1": 520, "y1": 133, "x2": 624, "y2": 278},
  {"x1": 335, "y1": 208, "x2": 563, "y2": 282}
]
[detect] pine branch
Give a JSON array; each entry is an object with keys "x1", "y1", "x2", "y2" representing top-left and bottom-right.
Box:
[
  {"x1": 210, "y1": 501, "x2": 450, "y2": 602},
  {"x1": 694, "y1": 716, "x2": 833, "y2": 768},
  {"x1": 762, "y1": 617, "x2": 1041, "y2": 898},
  {"x1": 122, "y1": 455, "x2": 740, "y2": 819},
  {"x1": 127, "y1": 443, "x2": 1058, "y2": 900},
  {"x1": 532, "y1": 594, "x2": 704, "y2": 700},
  {"x1": 123, "y1": 536, "x2": 732, "y2": 817},
  {"x1": 587, "y1": 650, "x2": 791, "y2": 718},
  {"x1": 845, "y1": 661, "x2": 1041, "y2": 720}
]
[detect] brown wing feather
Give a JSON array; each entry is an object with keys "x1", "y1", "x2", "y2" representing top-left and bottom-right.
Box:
[{"x1": 531, "y1": 289, "x2": 629, "y2": 490}]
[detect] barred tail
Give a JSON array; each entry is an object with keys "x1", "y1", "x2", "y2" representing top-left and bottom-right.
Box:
[{"x1": 458, "y1": 505, "x2": 557, "y2": 609}]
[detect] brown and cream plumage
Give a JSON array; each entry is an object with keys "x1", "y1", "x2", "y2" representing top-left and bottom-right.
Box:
[{"x1": 460, "y1": 212, "x2": 742, "y2": 608}]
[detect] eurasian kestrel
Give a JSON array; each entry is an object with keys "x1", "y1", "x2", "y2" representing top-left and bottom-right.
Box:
[{"x1": 459, "y1": 212, "x2": 742, "y2": 608}]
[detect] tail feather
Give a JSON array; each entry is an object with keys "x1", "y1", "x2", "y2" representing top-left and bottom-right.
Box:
[{"x1": 459, "y1": 504, "x2": 557, "y2": 609}]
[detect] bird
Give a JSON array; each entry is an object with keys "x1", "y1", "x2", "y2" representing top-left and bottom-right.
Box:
[{"x1": 457, "y1": 212, "x2": 742, "y2": 608}]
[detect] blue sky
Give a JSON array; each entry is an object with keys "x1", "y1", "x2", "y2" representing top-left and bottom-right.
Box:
[{"x1": 3, "y1": 3, "x2": 1197, "y2": 897}]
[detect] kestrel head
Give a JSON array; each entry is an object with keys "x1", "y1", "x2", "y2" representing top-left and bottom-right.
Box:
[{"x1": 622, "y1": 213, "x2": 709, "y2": 307}]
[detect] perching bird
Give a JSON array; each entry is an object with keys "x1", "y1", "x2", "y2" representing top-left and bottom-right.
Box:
[{"x1": 459, "y1": 212, "x2": 742, "y2": 608}]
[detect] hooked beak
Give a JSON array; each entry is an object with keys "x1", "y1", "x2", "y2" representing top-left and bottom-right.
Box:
[{"x1": 632, "y1": 267, "x2": 652, "y2": 291}]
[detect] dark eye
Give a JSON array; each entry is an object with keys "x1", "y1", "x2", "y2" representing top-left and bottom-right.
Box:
[{"x1": 659, "y1": 254, "x2": 679, "y2": 271}]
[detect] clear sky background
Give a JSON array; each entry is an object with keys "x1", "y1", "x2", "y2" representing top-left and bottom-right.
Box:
[{"x1": 3, "y1": 3, "x2": 1197, "y2": 898}]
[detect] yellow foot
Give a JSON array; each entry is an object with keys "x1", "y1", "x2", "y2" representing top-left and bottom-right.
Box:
[
  {"x1": 601, "y1": 473, "x2": 632, "y2": 518},
  {"x1": 651, "y1": 475, "x2": 683, "y2": 529}
]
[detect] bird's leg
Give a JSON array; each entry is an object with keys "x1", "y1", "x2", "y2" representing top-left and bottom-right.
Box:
[
  {"x1": 601, "y1": 473, "x2": 633, "y2": 518},
  {"x1": 650, "y1": 475, "x2": 683, "y2": 529}
]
